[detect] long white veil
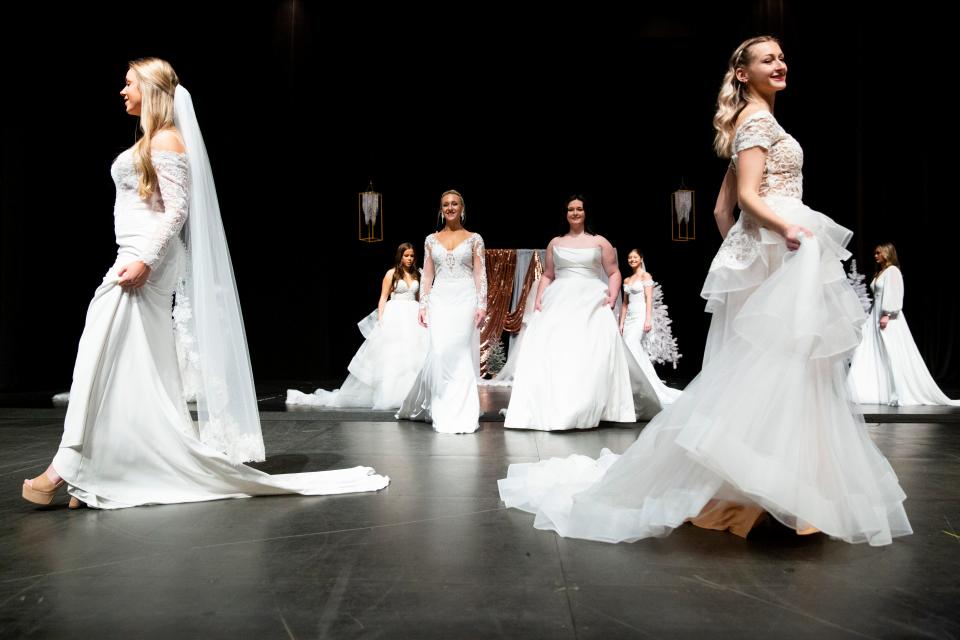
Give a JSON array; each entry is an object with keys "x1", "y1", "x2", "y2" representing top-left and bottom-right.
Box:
[{"x1": 173, "y1": 85, "x2": 265, "y2": 463}]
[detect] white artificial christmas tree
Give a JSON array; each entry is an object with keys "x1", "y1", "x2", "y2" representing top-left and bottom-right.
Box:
[
  {"x1": 846, "y1": 259, "x2": 872, "y2": 313},
  {"x1": 642, "y1": 283, "x2": 682, "y2": 369}
]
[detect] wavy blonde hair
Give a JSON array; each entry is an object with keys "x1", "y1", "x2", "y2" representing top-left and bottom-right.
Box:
[
  {"x1": 874, "y1": 242, "x2": 901, "y2": 279},
  {"x1": 129, "y1": 57, "x2": 179, "y2": 199},
  {"x1": 712, "y1": 36, "x2": 780, "y2": 159}
]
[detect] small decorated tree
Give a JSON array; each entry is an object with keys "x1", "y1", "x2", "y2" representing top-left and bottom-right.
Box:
[
  {"x1": 846, "y1": 259, "x2": 872, "y2": 313},
  {"x1": 486, "y1": 339, "x2": 507, "y2": 376}
]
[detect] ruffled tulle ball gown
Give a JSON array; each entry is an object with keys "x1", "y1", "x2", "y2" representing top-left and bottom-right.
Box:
[
  {"x1": 46, "y1": 86, "x2": 388, "y2": 509},
  {"x1": 397, "y1": 233, "x2": 487, "y2": 434},
  {"x1": 621, "y1": 278, "x2": 682, "y2": 405},
  {"x1": 499, "y1": 111, "x2": 911, "y2": 546},
  {"x1": 848, "y1": 266, "x2": 960, "y2": 406},
  {"x1": 286, "y1": 278, "x2": 428, "y2": 409},
  {"x1": 503, "y1": 246, "x2": 663, "y2": 431}
]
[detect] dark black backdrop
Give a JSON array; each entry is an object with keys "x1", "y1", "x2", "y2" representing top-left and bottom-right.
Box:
[{"x1": 2, "y1": 2, "x2": 956, "y2": 393}]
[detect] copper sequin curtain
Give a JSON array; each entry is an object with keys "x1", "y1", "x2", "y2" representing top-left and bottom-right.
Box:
[
  {"x1": 479, "y1": 249, "x2": 516, "y2": 376},
  {"x1": 503, "y1": 251, "x2": 543, "y2": 334}
]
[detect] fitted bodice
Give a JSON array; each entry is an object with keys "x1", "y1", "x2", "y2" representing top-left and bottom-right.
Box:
[
  {"x1": 553, "y1": 246, "x2": 602, "y2": 280},
  {"x1": 427, "y1": 234, "x2": 483, "y2": 281},
  {"x1": 623, "y1": 279, "x2": 654, "y2": 320},
  {"x1": 391, "y1": 278, "x2": 420, "y2": 301},
  {"x1": 421, "y1": 232, "x2": 488, "y2": 310},
  {"x1": 110, "y1": 147, "x2": 190, "y2": 270},
  {"x1": 730, "y1": 110, "x2": 804, "y2": 201},
  {"x1": 710, "y1": 112, "x2": 806, "y2": 273}
]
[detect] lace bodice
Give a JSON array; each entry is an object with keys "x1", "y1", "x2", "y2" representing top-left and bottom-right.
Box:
[
  {"x1": 420, "y1": 233, "x2": 487, "y2": 310},
  {"x1": 730, "y1": 111, "x2": 804, "y2": 200},
  {"x1": 623, "y1": 279, "x2": 654, "y2": 320},
  {"x1": 111, "y1": 147, "x2": 190, "y2": 268},
  {"x1": 391, "y1": 278, "x2": 420, "y2": 301},
  {"x1": 710, "y1": 112, "x2": 804, "y2": 272}
]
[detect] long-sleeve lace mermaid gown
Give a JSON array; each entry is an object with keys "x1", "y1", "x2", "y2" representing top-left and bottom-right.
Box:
[
  {"x1": 51, "y1": 147, "x2": 388, "y2": 508},
  {"x1": 397, "y1": 233, "x2": 487, "y2": 434}
]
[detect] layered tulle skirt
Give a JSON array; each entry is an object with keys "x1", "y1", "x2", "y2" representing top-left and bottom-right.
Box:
[{"x1": 287, "y1": 299, "x2": 428, "y2": 410}]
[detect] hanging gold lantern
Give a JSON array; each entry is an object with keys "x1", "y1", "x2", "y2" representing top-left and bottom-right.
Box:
[
  {"x1": 671, "y1": 181, "x2": 695, "y2": 242},
  {"x1": 359, "y1": 180, "x2": 383, "y2": 242}
]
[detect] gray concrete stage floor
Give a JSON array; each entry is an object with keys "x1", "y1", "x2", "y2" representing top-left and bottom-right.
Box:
[{"x1": 1, "y1": 402, "x2": 958, "y2": 639}]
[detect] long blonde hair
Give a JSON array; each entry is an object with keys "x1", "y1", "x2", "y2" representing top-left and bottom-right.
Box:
[
  {"x1": 874, "y1": 242, "x2": 901, "y2": 279},
  {"x1": 129, "y1": 57, "x2": 179, "y2": 199},
  {"x1": 712, "y1": 36, "x2": 780, "y2": 159}
]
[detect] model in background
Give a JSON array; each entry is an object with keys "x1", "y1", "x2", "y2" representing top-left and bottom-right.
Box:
[
  {"x1": 397, "y1": 191, "x2": 487, "y2": 434},
  {"x1": 287, "y1": 243, "x2": 428, "y2": 410},
  {"x1": 848, "y1": 242, "x2": 960, "y2": 406}
]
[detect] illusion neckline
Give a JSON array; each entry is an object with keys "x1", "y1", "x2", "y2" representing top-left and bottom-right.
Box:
[{"x1": 433, "y1": 233, "x2": 476, "y2": 253}]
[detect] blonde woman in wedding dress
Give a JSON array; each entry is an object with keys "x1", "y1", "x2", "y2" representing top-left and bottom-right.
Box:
[
  {"x1": 22, "y1": 58, "x2": 388, "y2": 509},
  {"x1": 848, "y1": 242, "x2": 960, "y2": 406},
  {"x1": 397, "y1": 190, "x2": 487, "y2": 434}
]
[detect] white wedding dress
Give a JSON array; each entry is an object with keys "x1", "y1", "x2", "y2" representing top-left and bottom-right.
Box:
[
  {"x1": 621, "y1": 279, "x2": 682, "y2": 405},
  {"x1": 499, "y1": 111, "x2": 911, "y2": 546},
  {"x1": 286, "y1": 279, "x2": 428, "y2": 409},
  {"x1": 848, "y1": 266, "x2": 959, "y2": 406},
  {"x1": 504, "y1": 246, "x2": 662, "y2": 431},
  {"x1": 396, "y1": 233, "x2": 486, "y2": 434},
  {"x1": 51, "y1": 146, "x2": 388, "y2": 508}
]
